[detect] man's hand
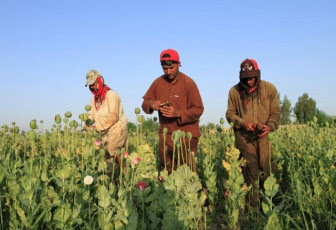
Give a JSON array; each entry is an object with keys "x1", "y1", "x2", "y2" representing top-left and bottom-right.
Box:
[
  {"x1": 151, "y1": 100, "x2": 161, "y2": 111},
  {"x1": 243, "y1": 121, "x2": 255, "y2": 132},
  {"x1": 257, "y1": 124, "x2": 271, "y2": 138},
  {"x1": 160, "y1": 105, "x2": 180, "y2": 118}
]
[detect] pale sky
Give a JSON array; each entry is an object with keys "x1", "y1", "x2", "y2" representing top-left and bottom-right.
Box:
[{"x1": 1, "y1": 0, "x2": 335, "y2": 130}]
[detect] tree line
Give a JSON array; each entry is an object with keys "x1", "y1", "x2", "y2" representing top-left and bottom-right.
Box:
[{"x1": 279, "y1": 92, "x2": 335, "y2": 126}]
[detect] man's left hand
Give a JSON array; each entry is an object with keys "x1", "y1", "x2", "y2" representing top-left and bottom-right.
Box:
[
  {"x1": 258, "y1": 124, "x2": 271, "y2": 138},
  {"x1": 160, "y1": 105, "x2": 180, "y2": 118}
]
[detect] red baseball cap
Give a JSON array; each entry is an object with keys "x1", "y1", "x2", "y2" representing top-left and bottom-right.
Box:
[{"x1": 160, "y1": 49, "x2": 180, "y2": 62}]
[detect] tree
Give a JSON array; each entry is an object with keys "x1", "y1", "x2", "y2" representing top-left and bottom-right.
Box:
[
  {"x1": 315, "y1": 109, "x2": 334, "y2": 126},
  {"x1": 279, "y1": 95, "x2": 292, "y2": 125},
  {"x1": 294, "y1": 93, "x2": 316, "y2": 124}
]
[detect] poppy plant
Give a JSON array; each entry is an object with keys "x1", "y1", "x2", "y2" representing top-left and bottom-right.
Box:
[
  {"x1": 137, "y1": 181, "x2": 146, "y2": 191},
  {"x1": 132, "y1": 157, "x2": 141, "y2": 165}
]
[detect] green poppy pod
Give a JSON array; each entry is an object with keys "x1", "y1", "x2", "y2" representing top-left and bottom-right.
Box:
[
  {"x1": 69, "y1": 120, "x2": 78, "y2": 129},
  {"x1": 267, "y1": 133, "x2": 274, "y2": 141},
  {"x1": 30, "y1": 120, "x2": 37, "y2": 129},
  {"x1": 134, "y1": 107, "x2": 141, "y2": 114},
  {"x1": 28, "y1": 130, "x2": 36, "y2": 140},
  {"x1": 55, "y1": 114, "x2": 62, "y2": 124},
  {"x1": 172, "y1": 130, "x2": 180, "y2": 143},
  {"x1": 230, "y1": 135, "x2": 235, "y2": 142},
  {"x1": 11, "y1": 121, "x2": 16, "y2": 126},
  {"x1": 86, "y1": 119, "x2": 93, "y2": 126},
  {"x1": 79, "y1": 113, "x2": 84, "y2": 121},
  {"x1": 65, "y1": 111, "x2": 72, "y2": 118},
  {"x1": 63, "y1": 118, "x2": 68, "y2": 123},
  {"x1": 163, "y1": 127, "x2": 168, "y2": 134},
  {"x1": 187, "y1": 132, "x2": 192, "y2": 140},
  {"x1": 138, "y1": 115, "x2": 144, "y2": 123},
  {"x1": 83, "y1": 114, "x2": 88, "y2": 121},
  {"x1": 85, "y1": 105, "x2": 91, "y2": 112},
  {"x1": 13, "y1": 126, "x2": 19, "y2": 134},
  {"x1": 220, "y1": 118, "x2": 225, "y2": 124}
]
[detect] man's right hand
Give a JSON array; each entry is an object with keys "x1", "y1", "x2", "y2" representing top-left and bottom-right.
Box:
[
  {"x1": 151, "y1": 100, "x2": 161, "y2": 111},
  {"x1": 243, "y1": 121, "x2": 255, "y2": 132}
]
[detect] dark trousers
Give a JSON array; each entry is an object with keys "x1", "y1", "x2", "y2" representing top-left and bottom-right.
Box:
[
  {"x1": 159, "y1": 132, "x2": 198, "y2": 174},
  {"x1": 239, "y1": 137, "x2": 276, "y2": 208}
]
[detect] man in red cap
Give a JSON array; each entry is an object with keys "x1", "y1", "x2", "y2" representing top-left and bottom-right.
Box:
[
  {"x1": 142, "y1": 49, "x2": 204, "y2": 174},
  {"x1": 226, "y1": 58, "x2": 280, "y2": 209}
]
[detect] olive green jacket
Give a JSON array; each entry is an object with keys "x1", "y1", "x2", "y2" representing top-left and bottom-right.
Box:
[{"x1": 226, "y1": 80, "x2": 280, "y2": 151}]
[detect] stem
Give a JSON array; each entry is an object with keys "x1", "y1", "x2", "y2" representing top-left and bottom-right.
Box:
[
  {"x1": 163, "y1": 134, "x2": 167, "y2": 171},
  {"x1": 172, "y1": 143, "x2": 175, "y2": 171},
  {"x1": 142, "y1": 194, "x2": 145, "y2": 222}
]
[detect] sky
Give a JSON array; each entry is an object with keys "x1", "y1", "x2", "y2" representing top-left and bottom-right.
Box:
[{"x1": 0, "y1": 0, "x2": 335, "y2": 131}]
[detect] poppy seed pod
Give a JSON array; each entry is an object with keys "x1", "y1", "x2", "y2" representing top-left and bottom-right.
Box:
[
  {"x1": 85, "y1": 105, "x2": 91, "y2": 112},
  {"x1": 138, "y1": 115, "x2": 144, "y2": 123},
  {"x1": 55, "y1": 114, "x2": 62, "y2": 124},
  {"x1": 134, "y1": 107, "x2": 141, "y2": 114},
  {"x1": 65, "y1": 111, "x2": 72, "y2": 118},
  {"x1": 30, "y1": 120, "x2": 37, "y2": 130},
  {"x1": 187, "y1": 132, "x2": 192, "y2": 140}
]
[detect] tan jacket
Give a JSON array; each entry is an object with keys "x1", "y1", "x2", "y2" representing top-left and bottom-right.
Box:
[
  {"x1": 226, "y1": 80, "x2": 280, "y2": 151},
  {"x1": 88, "y1": 90, "x2": 127, "y2": 132}
]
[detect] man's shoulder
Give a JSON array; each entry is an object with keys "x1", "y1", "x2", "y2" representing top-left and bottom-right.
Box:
[
  {"x1": 107, "y1": 89, "x2": 120, "y2": 100},
  {"x1": 260, "y1": 80, "x2": 277, "y2": 90},
  {"x1": 229, "y1": 83, "x2": 241, "y2": 93},
  {"x1": 178, "y1": 72, "x2": 197, "y2": 85}
]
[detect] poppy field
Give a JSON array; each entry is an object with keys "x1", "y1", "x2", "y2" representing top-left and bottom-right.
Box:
[{"x1": 0, "y1": 109, "x2": 335, "y2": 229}]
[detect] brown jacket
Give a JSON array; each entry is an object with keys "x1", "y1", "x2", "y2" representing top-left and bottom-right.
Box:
[
  {"x1": 142, "y1": 72, "x2": 204, "y2": 138},
  {"x1": 226, "y1": 80, "x2": 280, "y2": 151}
]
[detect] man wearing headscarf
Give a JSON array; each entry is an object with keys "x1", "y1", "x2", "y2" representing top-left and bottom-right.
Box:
[
  {"x1": 85, "y1": 70, "x2": 128, "y2": 168},
  {"x1": 226, "y1": 58, "x2": 280, "y2": 208}
]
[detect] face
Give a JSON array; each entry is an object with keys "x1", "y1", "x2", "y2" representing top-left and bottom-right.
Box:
[
  {"x1": 245, "y1": 77, "x2": 257, "y2": 88},
  {"x1": 162, "y1": 63, "x2": 180, "y2": 81},
  {"x1": 89, "y1": 81, "x2": 99, "y2": 93}
]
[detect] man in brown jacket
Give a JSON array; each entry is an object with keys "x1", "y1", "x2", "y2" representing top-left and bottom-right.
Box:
[
  {"x1": 226, "y1": 58, "x2": 280, "y2": 208},
  {"x1": 142, "y1": 49, "x2": 204, "y2": 174}
]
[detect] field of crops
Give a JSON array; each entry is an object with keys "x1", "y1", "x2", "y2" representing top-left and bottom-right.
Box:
[{"x1": 0, "y1": 110, "x2": 335, "y2": 229}]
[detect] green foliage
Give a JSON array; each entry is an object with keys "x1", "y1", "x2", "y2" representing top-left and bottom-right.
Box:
[
  {"x1": 294, "y1": 93, "x2": 316, "y2": 124},
  {"x1": 280, "y1": 95, "x2": 292, "y2": 125},
  {"x1": 0, "y1": 110, "x2": 335, "y2": 229}
]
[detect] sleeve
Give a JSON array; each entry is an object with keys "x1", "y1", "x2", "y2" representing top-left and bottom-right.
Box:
[
  {"x1": 226, "y1": 87, "x2": 245, "y2": 129},
  {"x1": 177, "y1": 80, "x2": 204, "y2": 125},
  {"x1": 266, "y1": 85, "x2": 281, "y2": 131},
  {"x1": 141, "y1": 81, "x2": 157, "y2": 114}
]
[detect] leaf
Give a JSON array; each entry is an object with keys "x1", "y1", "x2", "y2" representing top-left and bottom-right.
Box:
[
  {"x1": 96, "y1": 185, "x2": 111, "y2": 209},
  {"x1": 16, "y1": 206, "x2": 29, "y2": 228},
  {"x1": 53, "y1": 203, "x2": 72, "y2": 223},
  {"x1": 126, "y1": 208, "x2": 138, "y2": 230},
  {"x1": 265, "y1": 212, "x2": 281, "y2": 230}
]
